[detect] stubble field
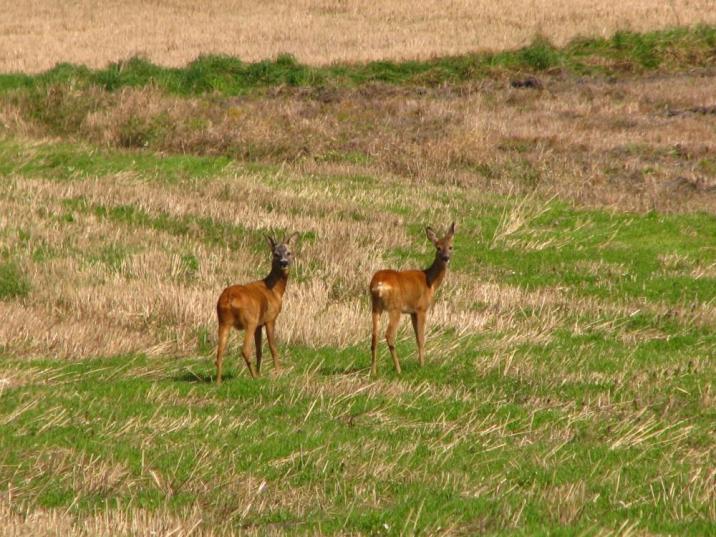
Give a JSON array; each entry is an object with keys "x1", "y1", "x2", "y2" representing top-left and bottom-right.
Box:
[
  {"x1": 1, "y1": 5, "x2": 715, "y2": 536},
  {"x1": 3, "y1": 0, "x2": 716, "y2": 73}
]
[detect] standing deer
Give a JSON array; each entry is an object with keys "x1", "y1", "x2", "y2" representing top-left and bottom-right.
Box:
[
  {"x1": 215, "y1": 232, "x2": 298, "y2": 383},
  {"x1": 369, "y1": 222, "x2": 455, "y2": 375}
]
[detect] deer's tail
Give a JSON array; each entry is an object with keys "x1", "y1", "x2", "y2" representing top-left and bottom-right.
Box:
[{"x1": 370, "y1": 281, "x2": 391, "y2": 299}]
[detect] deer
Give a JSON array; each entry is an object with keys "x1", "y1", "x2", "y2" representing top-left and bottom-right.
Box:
[
  {"x1": 369, "y1": 222, "x2": 455, "y2": 375},
  {"x1": 215, "y1": 232, "x2": 299, "y2": 383}
]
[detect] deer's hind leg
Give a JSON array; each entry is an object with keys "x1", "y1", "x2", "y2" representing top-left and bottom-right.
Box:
[
  {"x1": 385, "y1": 309, "x2": 402, "y2": 374},
  {"x1": 241, "y1": 324, "x2": 259, "y2": 379},
  {"x1": 216, "y1": 323, "x2": 231, "y2": 385},
  {"x1": 370, "y1": 308, "x2": 381, "y2": 376}
]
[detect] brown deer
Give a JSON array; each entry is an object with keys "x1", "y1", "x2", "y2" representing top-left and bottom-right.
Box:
[
  {"x1": 215, "y1": 232, "x2": 298, "y2": 383},
  {"x1": 369, "y1": 222, "x2": 455, "y2": 375}
]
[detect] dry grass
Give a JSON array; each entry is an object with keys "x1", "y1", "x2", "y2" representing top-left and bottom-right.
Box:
[
  {"x1": 0, "y1": 170, "x2": 516, "y2": 357},
  {"x1": 1, "y1": 495, "x2": 215, "y2": 537},
  {"x1": 5, "y1": 71, "x2": 716, "y2": 213},
  {"x1": 2, "y1": 1, "x2": 716, "y2": 73},
  {"x1": 1, "y1": 142, "x2": 714, "y2": 361}
]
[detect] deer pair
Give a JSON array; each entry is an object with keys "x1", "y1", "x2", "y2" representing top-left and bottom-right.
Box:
[{"x1": 214, "y1": 223, "x2": 455, "y2": 383}]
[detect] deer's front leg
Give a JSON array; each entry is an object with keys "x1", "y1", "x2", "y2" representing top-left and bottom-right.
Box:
[
  {"x1": 265, "y1": 320, "x2": 281, "y2": 371},
  {"x1": 411, "y1": 311, "x2": 427, "y2": 367},
  {"x1": 216, "y1": 323, "x2": 231, "y2": 384},
  {"x1": 254, "y1": 325, "x2": 263, "y2": 374}
]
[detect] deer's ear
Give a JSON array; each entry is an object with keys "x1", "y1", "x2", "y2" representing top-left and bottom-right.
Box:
[
  {"x1": 265, "y1": 234, "x2": 276, "y2": 250},
  {"x1": 426, "y1": 226, "x2": 438, "y2": 244},
  {"x1": 285, "y1": 232, "x2": 299, "y2": 246},
  {"x1": 447, "y1": 222, "x2": 456, "y2": 238}
]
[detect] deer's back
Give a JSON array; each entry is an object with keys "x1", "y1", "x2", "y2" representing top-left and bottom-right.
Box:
[
  {"x1": 370, "y1": 269, "x2": 432, "y2": 313},
  {"x1": 217, "y1": 280, "x2": 281, "y2": 328}
]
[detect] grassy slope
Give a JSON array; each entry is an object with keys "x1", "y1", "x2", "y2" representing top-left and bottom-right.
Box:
[
  {"x1": 1, "y1": 25, "x2": 715, "y2": 95},
  {"x1": 0, "y1": 138, "x2": 714, "y2": 535}
]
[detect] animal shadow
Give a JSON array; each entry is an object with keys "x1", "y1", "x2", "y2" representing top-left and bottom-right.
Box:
[{"x1": 173, "y1": 369, "x2": 234, "y2": 384}]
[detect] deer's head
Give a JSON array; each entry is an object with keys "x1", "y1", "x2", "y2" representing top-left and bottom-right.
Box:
[
  {"x1": 266, "y1": 232, "x2": 299, "y2": 273},
  {"x1": 426, "y1": 222, "x2": 455, "y2": 264}
]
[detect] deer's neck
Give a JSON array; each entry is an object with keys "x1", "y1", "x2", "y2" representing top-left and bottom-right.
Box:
[
  {"x1": 424, "y1": 257, "x2": 448, "y2": 289},
  {"x1": 264, "y1": 265, "x2": 289, "y2": 297}
]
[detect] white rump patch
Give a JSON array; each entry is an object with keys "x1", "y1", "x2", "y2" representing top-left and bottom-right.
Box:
[{"x1": 371, "y1": 281, "x2": 391, "y2": 297}]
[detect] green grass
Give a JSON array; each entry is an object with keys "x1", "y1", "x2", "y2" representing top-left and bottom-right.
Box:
[
  {"x1": 1, "y1": 26, "x2": 715, "y2": 96},
  {"x1": 391, "y1": 201, "x2": 716, "y2": 310},
  {"x1": 1, "y1": 335, "x2": 713, "y2": 534},
  {"x1": 0, "y1": 137, "x2": 233, "y2": 182},
  {"x1": 0, "y1": 260, "x2": 30, "y2": 299}
]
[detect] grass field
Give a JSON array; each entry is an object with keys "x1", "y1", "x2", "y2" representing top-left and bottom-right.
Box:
[{"x1": 1, "y1": 19, "x2": 716, "y2": 537}]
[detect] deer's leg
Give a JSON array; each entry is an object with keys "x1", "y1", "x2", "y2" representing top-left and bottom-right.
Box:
[
  {"x1": 411, "y1": 311, "x2": 427, "y2": 367},
  {"x1": 216, "y1": 323, "x2": 231, "y2": 384},
  {"x1": 371, "y1": 309, "x2": 381, "y2": 375},
  {"x1": 241, "y1": 325, "x2": 259, "y2": 379},
  {"x1": 385, "y1": 309, "x2": 402, "y2": 375},
  {"x1": 265, "y1": 320, "x2": 281, "y2": 371},
  {"x1": 254, "y1": 325, "x2": 263, "y2": 374}
]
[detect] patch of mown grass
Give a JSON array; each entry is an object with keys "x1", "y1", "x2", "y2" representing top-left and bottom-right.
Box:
[
  {"x1": 390, "y1": 199, "x2": 716, "y2": 307},
  {"x1": 59, "y1": 196, "x2": 298, "y2": 257},
  {"x1": 90, "y1": 243, "x2": 131, "y2": 273},
  {"x1": 1, "y1": 26, "x2": 714, "y2": 96},
  {"x1": 62, "y1": 197, "x2": 255, "y2": 251},
  {"x1": 0, "y1": 136, "x2": 232, "y2": 182},
  {"x1": 0, "y1": 260, "x2": 30, "y2": 300},
  {"x1": 1, "y1": 337, "x2": 713, "y2": 534}
]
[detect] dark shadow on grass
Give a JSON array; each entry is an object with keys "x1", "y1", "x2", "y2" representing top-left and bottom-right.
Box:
[{"x1": 173, "y1": 369, "x2": 235, "y2": 383}]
